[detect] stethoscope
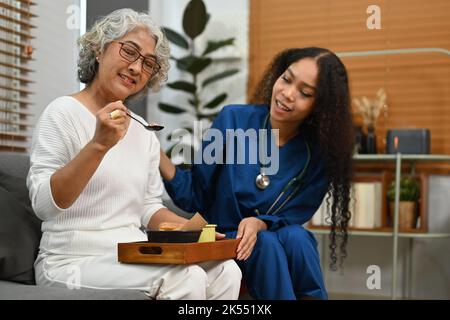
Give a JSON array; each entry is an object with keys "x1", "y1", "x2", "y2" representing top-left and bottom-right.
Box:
[{"x1": 255, "y1": 113, "x2": 311, "y2": 216}]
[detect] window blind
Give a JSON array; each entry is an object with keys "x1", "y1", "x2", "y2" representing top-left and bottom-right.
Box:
[{"x1": 0, "y1": 0, "x2": 35, "y2": 152}]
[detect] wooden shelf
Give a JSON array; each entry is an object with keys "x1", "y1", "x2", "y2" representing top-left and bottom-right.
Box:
[
  {"x1": 309, "y1": 225, "x2": 427, "y2": 235},
  {"x1": 310, "y1": 158, "x2": 435, "y2": 234},
  {"x1": 354, "y1": 155, "x2": 450, "y2": 175},
  {"x1": 308, "y1": 226, "x2": 450, "y2": 238}
]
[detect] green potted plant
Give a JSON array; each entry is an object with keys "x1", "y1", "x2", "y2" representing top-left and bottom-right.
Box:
[
  {"x1": 159, "y1": 0, "x2": 240, "y2": 163},
  {"x1": 387, "y1": 176, "x2": 420, "y2": 229}
]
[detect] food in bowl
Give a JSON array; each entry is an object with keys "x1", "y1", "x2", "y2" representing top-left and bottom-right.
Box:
[
  {"x1": 146, "y1": 230, "x2": 202, "y2": 243},
  {"x1": 158, "y1": 222, "x2": 184, "y2": 231}
]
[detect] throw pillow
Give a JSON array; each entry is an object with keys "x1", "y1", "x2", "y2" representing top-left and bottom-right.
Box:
[
  {"x1": 0, "y1": 186, "x2": 41, "y2": 284},
  {"x1": 0, "y1": 171, "x2": 32, "y2": 209}
]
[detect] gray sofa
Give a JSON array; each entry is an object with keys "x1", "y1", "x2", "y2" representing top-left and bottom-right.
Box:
[{"x1": 0, "y1": 151, "x2": 148, "y2": 300}]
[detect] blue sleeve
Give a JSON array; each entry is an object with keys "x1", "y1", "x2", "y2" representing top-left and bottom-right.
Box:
[
  {"x1": 163, "y1": 165, "x2": 217, "y2": 214},
  {"x1": 256, "y1": 158, "x2": 328, "y2": 231},
  {"x1": 163, "y1": 106, "x2": 234, "y2": 213}
]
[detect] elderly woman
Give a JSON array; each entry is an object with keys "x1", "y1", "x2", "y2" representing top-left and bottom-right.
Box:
[{"x1": 26, "y1": 8, "x2": 241, "y2": 300}]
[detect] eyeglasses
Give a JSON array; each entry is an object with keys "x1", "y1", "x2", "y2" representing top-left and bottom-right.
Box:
[{"x1": 114, "y1": 41, "x2": 161, "y2": 76}]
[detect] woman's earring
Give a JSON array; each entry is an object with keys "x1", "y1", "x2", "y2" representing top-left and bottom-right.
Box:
[{"x1": 96, "y1": 56, "x2": 99, "y2": 62}]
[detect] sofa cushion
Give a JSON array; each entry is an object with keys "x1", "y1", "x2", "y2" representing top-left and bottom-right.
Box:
[
  {"x1": 0, "y1": 171, "x2": 32, "y2": 209},
  {"x1": 0, "y1": 280, "x2": 149, "y2": 300},
  {"x1": 0, "y1": 280, "x2": 150, "y2": 300},
  {"x1": 0, "y1": 151, "x2": 30, "y2": 180},
  {"x1": 0, "y1": 185, "x2": 41, "y2": 284}
]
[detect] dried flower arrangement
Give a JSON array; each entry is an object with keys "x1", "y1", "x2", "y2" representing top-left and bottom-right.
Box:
[{"x1": 353, "y1": 88, "x2": 387, "y2": 132}]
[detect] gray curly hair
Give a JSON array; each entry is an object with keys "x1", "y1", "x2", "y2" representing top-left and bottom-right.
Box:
[{"x1": 77, "y1": 8, "x2": 170, "y2": 100}]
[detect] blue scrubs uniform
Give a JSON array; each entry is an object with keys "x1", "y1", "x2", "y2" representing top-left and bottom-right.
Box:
[{"x1": 164, "y1": 105, "x2": 328, "y2": 299}]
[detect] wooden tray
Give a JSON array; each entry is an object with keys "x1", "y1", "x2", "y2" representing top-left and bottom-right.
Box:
[{"x1": 118, "y1": 239, "x2": 240, "y2": 265}]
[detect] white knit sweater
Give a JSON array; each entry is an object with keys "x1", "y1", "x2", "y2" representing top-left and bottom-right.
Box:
[{"x1": 27, "y1": 96, "x2": 165, "y2": 255}]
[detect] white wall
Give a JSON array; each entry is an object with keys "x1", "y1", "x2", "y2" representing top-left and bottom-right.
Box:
[{"x1": 29, "y1": 0, "x2": 80, "y2": 123}]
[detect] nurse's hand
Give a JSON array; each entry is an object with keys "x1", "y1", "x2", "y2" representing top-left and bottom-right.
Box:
[
  {"x1": 215, "y1": 232, "x2": 226, "y2": 240},
  {"x1": 236, "y1": 217, "x2": 267, "y2": 261},
  {"x1": 159, "y1": 148, "x2": 176, "y2": 181}
]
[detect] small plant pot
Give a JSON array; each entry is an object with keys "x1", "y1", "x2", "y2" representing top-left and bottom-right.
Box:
[{"x1": 389, "y1": 201, "x2": 418, "y2": 229}]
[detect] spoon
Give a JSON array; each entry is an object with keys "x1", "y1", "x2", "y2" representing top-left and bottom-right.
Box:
[{"x1": 126, "y1": 111, "x2": 164, "y2": 131}]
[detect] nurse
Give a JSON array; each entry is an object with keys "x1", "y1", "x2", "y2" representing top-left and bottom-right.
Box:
[{"x1": 160, "y1": 47, "x2": 354, "y2": 299}]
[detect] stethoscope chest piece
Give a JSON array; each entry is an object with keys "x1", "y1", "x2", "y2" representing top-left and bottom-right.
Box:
[
  {"x1": 253, "y1": 112, "x2": 311, "y2": 214},
  {"x1": 255, "y1": 173, "x2": 270, "y2": 189}
]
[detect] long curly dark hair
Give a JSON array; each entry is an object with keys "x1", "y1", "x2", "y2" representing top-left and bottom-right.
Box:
[{"x1": 250, "y1": 47, "x2": 354, "y2": 270}]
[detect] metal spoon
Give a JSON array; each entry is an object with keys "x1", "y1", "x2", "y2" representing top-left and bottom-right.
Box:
[{"x1": 126, "y1": 111, "x2": 164, "y2": 131}]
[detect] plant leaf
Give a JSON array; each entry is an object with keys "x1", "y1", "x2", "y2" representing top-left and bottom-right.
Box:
[
  {"x1": 177, "y1": 55, "x2": 212, "y2": 75},
  {"x1": 158, "y1": 103, "x2": 186, "y2": 114},
  {"x1": 198, "y1": 111, "x2": 220, "y2": 121},
  {"x1": 202, "y1": 38, "x2": 235, "y2": 56},
  {"x1": 165, "y1": 144, "x2": 177, "y2": 158},
  {"x1": 165, "y1": 143, "x2": 191, "y2": 158},
  {"x1": 188, "y1": 99, "x2": 198, "y2": 107},
  {"x1": 202, "y1": 69, "x2": 239, "y2": 88},
  {"x1": 167, "y1": 81, "x2": 197, "y2": 94},
  {"x1": 189, "y1": 57, "x2": 212, "y2": 75},
  {"x1": 183, "y1": 0, "x2": 208, "y2": 40},
  {"x1": 162, "y1": 27, "x2": 189, "y2": 50},
  {"x1": 166, "y1": 142, "x2": 195, "y2": 166},
  {"x1": 183, "y1": 127, "x2": 194, "y2": 134},
  {"x1": 167, "y1": 127, "x2": 193, "y2": 141},
  {"x1": 176, "y1": 55, "x2": 196, "y2": 71},
  {"x1": 203, "y1": 93, "x2": 227, "y2": 109}
]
